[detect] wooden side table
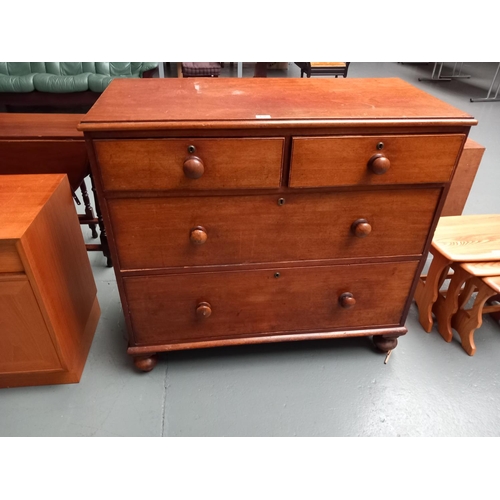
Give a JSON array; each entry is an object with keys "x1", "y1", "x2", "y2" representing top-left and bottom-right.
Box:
[
  {"x1": 441, "y1": 137, "x2": 485, "y2": 216},
  {"x1": 437, "y1": 263, "x2": 500, "y2": 355},
  {"x1": 0, "y1": 113, "x2": 112, "y2": 266},
  {"x1": 0, "y1": 174, "x2": 100, "y2": 388},
  {"x1": 414, "y1": 214, "x2": 500, "y2": 333}
]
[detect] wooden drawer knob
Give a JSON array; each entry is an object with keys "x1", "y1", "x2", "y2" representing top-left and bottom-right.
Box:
[
  {"x1": 196, "y1": 301, "x2": 212, "y2": 319},
  {"x1": 368, "y1": 154, "x2": 391, "y2": 175},
  {"x1": 351, "y1": 218, "x2": 372, "y2": 238},
  {"x1": 183, "y1": 156, "x2": 204, "y2": 179},
  {"x1": 339, "y1": 292, "x2": 356, "y2": 309},
  {"x1": 190, "y1": 226, "x2": 207, "y2": 245}
]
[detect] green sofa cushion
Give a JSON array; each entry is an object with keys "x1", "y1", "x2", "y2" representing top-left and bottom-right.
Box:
[
  {"x1": 0, "y1": 74, "x2": 36, "y2": 92},
  {"x1": 33, "y1": 72, "x2": 94, "y2": 93},
  {"x1": 0, "y1": 62, "x2": 158, "y2": 93}
]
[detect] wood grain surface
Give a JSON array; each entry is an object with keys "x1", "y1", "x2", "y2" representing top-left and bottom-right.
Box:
[
  {"x1": 95, "y1": 138, "x2": 284, "y2": 191},
  {"x1": 79, "y1": 78, "x2": 475, "y2": 128},
  {"x1": 0, "y1": 174, "x2": 99, "y2": 388},
  {"x1": 0, "y1": 113, "x2": 83, "y2": 139},
  {"x1": 290, "y1": 134, "x2": 465, "y2": 187},
  {"x1": 0, "y1": 275, "x2": 62, "y2": 374},
  {"x1": 432, "y1": 214, "x2": 500, "y2": 261},
  {"x1": 123, "y1": 261, "x2": 418, "y2": 346},
  {"x1": 108, "y1": 188, "x2": 440, "y2": 270},
  {"x1": 441, "y1": 137, "x2": 485, "y2": 216}
]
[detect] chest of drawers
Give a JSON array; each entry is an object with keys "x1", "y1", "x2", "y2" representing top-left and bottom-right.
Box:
[{"x1": 79, "y1": 77, "x2": 476, "y2": 371}]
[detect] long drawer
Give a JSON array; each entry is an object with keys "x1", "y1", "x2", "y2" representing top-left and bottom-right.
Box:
[
  {"x1": 123, "y1": 261, "x2": 418, "y2": 346},
  {"x1": 95, "y1": 138, "x2": 284, "y2": 191},
  {"x1": 289, "y1": 134, "x2": 465, "y2": 188},
  {"x1": 109, "y1": 188, "x2": 440, "y2": 270}
]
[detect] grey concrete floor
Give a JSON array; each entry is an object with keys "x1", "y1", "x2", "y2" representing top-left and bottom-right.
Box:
[{"x1": 1, "y1": 62, "x2": 500, "y2": 436}]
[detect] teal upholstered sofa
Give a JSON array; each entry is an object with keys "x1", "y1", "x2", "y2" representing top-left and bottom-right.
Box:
[{"x1": 0, "y1": 62, "x2": 158, "y2": 109}]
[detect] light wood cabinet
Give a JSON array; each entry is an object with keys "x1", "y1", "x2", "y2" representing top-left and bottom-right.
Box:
[{"x1": 0, "y1": 175, "x2": 100, "y2": 388}]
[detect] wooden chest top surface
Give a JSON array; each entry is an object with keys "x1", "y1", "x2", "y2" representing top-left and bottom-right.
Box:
[{"x1": 79, "y1": 78, "x2": 476, "y2": 130}]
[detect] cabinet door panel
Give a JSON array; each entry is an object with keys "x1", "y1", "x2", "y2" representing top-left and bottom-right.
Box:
[{"x1": 0, "y1": 277, "x2": 61, "y2": 374}]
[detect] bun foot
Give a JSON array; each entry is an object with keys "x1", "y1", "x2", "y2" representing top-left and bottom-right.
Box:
[
  {"x1": 373, "y1": 335, "x2": 398, "y2": 353},
  {"x1": 133, "y1": 354, "x2": 158, "y2": 372}
]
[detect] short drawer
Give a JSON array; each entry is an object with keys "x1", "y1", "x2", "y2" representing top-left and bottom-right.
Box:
[
  {"x1": 289, "y1": 134, "x2": 465, "y2": 187},
  {"x1": 108, "y1": 188, "x2": 440, "y2": 270},
  {"x1": 0, "y1": 241, "x2": 23, "y2": 273},
  {"x1": 95, "y1": 138, "x2": 284, "y2": 191},
  {"x1": 123, "y1": 261, "x2": 418, "y2": 345}
]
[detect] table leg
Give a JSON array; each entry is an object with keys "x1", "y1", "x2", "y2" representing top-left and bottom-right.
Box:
[
  {"x1": 414, "y1": 249, "x2": 452, "y2": 332},
  {"x1": 79, "y1": 178, "x2": 98, "y2": 239},
  {"x1": 434, "y1": 265, "x2": 470, "y2": 342},
  {"x1": 89, "y1": 173, "x2": 112, "y2": 267},
  {"x1": 471, "y1": 62, "x2": 500, "y2": 102}
]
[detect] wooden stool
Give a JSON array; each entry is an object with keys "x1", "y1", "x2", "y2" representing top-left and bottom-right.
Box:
[
  {"x1": 441, "y1": 265, "x2": 500, "y2": 355},
  {"x1": 433, "y1": 262, "x2": 500, "y2": 353},
  {"x1": 414, "y1": 214, "x2": 500, "y2": 332}
]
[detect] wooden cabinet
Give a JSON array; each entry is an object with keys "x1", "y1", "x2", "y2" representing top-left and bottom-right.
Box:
[
  {"x1": 0, "y1": 175, "x2": 100, "y2": 388},
  {"x1": 79, "y1": 77, "x2": 476, "y2": 371}
]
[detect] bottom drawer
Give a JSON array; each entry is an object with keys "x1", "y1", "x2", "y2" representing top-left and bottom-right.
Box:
[{"x1": 123, "y1": 261, "x2": 418, "y2": 346}]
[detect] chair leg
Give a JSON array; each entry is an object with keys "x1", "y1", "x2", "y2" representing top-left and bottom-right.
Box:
[
  {"x1": 414, "y1": 249, "x2": 452, "y2": 332},
  {"x1": 452, "y1": 277, "x2": 497, "y2": 355},
  {"x1": 434, "y1": 265, "x2": 470, "y2": 342},
  {"x1": 79, "y1": 178, "x2": 98, "y2": 239}
]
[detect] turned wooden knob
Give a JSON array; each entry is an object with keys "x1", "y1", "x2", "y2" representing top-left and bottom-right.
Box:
[
  {"x1": 190, "y1": 226, "x2": 207, "y2": 245},
  {"x1": 339, "y1": 292, "x2": 356, "y2": 309},
  {"x1": 183, "y1": 156, "x2": 204, "y2": 179},
  {"x1": 368, "y1": 154, "x2": 391, "y2": 175},
  {"x1": 196, "y1": 301, "x2": 212, "y2": 319},
  {"x1": 351, "y1": 218, "x2": 372, "y2": 238}
]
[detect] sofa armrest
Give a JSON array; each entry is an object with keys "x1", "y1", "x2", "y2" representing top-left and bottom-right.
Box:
[{"x1": 140, "y1": 62, "x2": 159, "y2": 73}]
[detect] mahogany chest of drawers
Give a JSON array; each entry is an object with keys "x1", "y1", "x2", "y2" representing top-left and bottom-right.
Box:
[{"x1": 79, "y1": 77, "x2": 476, "y2": 371}]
